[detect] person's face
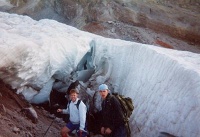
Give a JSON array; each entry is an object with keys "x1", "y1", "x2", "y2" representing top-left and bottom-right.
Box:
[
  {"x1": 99, "y1": 89, "x2": 108, "y2": 99},
  {"x1": 70, "y1": 92, "x2": 78, "y2": 102}
]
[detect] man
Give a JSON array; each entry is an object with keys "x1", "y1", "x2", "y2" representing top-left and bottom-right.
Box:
[
  {"x1": 99, "y1": 84, "x2": 127, "y2": 137},
  {"x1": 57, "y1": 89, "x2": 87, "y2": 137}
]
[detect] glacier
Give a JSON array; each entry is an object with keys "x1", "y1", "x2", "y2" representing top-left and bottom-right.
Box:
[{"x1": 0, "y1": 12, "x2": 200, "y2": 137}]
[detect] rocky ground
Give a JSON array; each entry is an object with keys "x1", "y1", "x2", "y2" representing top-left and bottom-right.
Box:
[{"x1": 0, "y1": 81, "x2": 66, "y2": 137}]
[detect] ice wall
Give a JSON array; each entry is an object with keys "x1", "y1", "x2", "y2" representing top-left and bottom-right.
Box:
[
  {"x1": 0, "y1": 12, "x2": 92, "y2": 103},
  {"x1": 92, "y1": 39, "x2": 200, "y2": 136},
  {"x1": 0, "y1": 12, "x2": 200, "y2": 137}
]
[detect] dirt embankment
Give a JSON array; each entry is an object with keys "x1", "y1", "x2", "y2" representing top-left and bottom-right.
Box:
[
  {"x1": 0, "y1": 80, "x2": 65, "y2": 137},
  {"x1": 53, "y1": 0, "x2": 200, "y2": 46}
]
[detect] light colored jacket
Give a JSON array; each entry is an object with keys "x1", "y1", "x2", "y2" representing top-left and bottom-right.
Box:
[{"x1": 62, "y1": 98, "x2": 87, "y2": 131}]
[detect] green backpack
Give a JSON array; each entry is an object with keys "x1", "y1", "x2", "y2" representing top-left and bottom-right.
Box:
[
  {"x1": 112, "y1": 93, "x2": 134, "y2": 118},
  {"x1": 112, "y1": 93, "x2": 134, "y2": 137}
]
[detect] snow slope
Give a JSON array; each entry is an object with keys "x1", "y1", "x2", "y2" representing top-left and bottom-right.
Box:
[{"x1": 0, "y1": 12, "x2": 200, "y2": 137}]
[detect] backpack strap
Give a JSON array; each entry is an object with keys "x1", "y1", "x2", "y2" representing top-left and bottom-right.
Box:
[
  {"x1": 68, "y1": 99, "x2": 81, "y2": 110},
  {"x1": 76, "y1": 99, "x2": 81, "y2": 110}
]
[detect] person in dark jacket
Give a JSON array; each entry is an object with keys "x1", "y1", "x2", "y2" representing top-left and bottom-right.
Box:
[{"x1": 98, "y1": 84, "x2": 127, "y2": 137}]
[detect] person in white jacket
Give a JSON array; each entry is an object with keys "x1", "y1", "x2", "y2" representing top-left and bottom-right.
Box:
[{"x1": 57, "y1": 89, "x2": 87, "y2": 137}]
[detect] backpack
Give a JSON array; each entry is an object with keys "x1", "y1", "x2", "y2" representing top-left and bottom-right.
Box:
[{"x1": 112, "y1": 93, "x2": 134, "y2": 137}]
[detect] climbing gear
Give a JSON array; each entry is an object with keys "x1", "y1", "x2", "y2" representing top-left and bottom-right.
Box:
[{"x1": 43, "y1": 117, "x2": 56, "y2": 137}]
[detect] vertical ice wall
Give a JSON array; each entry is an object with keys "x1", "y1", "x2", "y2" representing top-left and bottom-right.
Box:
[{"x1": 92, "y1": 38, "x2": 200, "y2": 137}]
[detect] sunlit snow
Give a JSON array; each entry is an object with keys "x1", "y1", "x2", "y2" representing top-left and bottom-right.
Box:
[{"x1": 0, "y1": 12, "x2": 200, "y2": 137}]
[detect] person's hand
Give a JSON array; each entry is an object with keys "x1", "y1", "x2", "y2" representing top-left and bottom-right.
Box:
[
  {"x1": 57, "y1": 109, "x2": 62, "y2": 113},
  {"x1": 101, "y1": 127, "x2": 105, "y2": 134},
  {"x1": 105, "y1": 128, "x2": 112, "y2": 134}
]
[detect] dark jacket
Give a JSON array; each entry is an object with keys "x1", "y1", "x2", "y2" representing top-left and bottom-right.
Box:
[{"x1": 101, "y1": 93, "x2": 124, "y2": 131}]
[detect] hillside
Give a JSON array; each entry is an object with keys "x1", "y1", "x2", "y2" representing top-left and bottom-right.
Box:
[{"x1": 0, "y1": 80, "x2": 64, "y2": 137}]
